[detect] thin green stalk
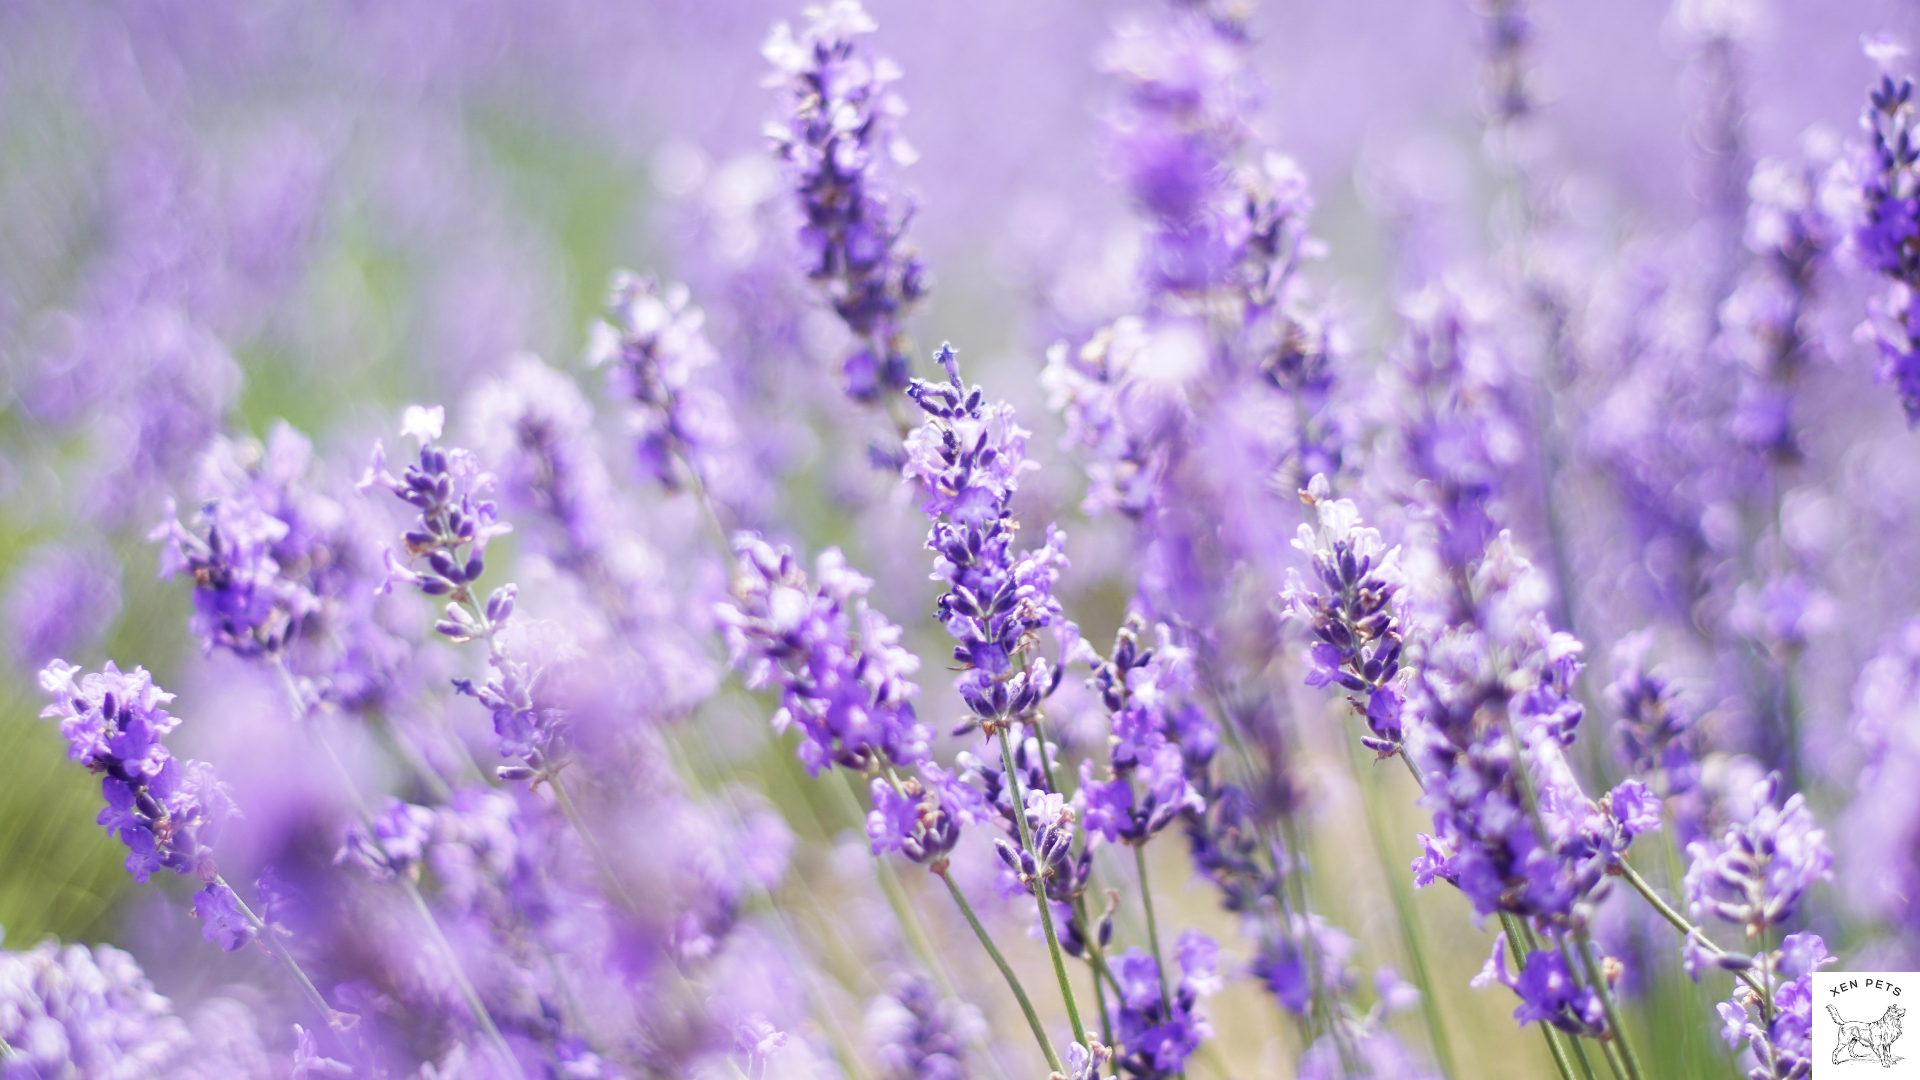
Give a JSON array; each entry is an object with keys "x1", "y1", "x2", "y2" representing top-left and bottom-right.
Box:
[
  {"x1": 1071, "y1": 896, "x2": 1116, "y2": 1055},
  {"x1": 551, "y1": 773, "x2": 643, "y2": 915},
  {"x1": 221, "y1": 876, "x2": 338, "y2": 1027},
  {"x1": 1615, "y1": 861, "x2": 1769, "y2": 1001},
  {"x1": 1134, "y1": 844, "x2": 1173, "y2": 1018},
  {"x1": 1563, "y1": 1024, "x2": 1603, "y2": 1080},
  {"x1": 830, "y1": 772, "x2": 958, "y2": 998},
  {"x1": 1575, "y1": 928, "x2": 1641, "y2": 1080},
  {"x1": 936, "y1": 863, "x2": 1061, "y2": 1072},
  {"x1": 1350, "y1": 737, "x2": 1459, "y2": 1079},
  {"x1": 995, "y1": 723, "x2": 1090, "y2": 1050},
  {"x1": 1499, "y1": 913, "x2": 1578, "y2": 1080},
  {"x1": 298, "y1": 693, "x2": 523, "y2": 1078}
]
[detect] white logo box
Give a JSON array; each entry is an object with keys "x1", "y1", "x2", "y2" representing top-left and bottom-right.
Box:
[{"x1": 1815, "y1": 972, "x2": 1918, "y2": 1076}]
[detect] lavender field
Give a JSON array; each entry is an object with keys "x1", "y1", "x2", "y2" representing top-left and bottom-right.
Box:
[{"x1": 4, "y1": 0, "x2": 1919, "y2": 1076}]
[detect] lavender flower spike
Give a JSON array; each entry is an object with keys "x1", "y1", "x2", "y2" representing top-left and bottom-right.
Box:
[
  {"x1": 719, "y1": 533, "x2": 929, "y2": 775},
  {"x1": 903, "y1": 344, "x2": 1069, "y2": 728},
  {"x1": 1853, "y1": 42, "x2": 1920, "y2": 422},
  {"x1": 1281, "y1": 474, "x2": 1407, "y2": 757},
  {"x1": 765, "y1": 0, "x2": 928, "y2": 401},
  {"x1": 36, "y1": 659, "x2": 252, "y2": 951},
  {"x1": 1684, "y1": 773, "x2": 1831, "y2": 939}
]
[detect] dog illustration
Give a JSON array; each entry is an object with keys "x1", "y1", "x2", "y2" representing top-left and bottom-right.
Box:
[{"x1": 1830, "y1": 1003, "x2": 1906, "y2": 1068}]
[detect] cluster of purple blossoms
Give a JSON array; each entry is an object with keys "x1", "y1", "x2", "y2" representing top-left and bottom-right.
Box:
[
  {"x1": 1472, "y1": 931, "x2": 1606, "y2": 1038},
  {"x1": 1250, "y1": 912, "x2": 1353, "y2": 1017},
  {"x1": 1685, "y1": 773, "x2": 1830, "y2": 942},
  {"x1": 361, "y1": 407, "x2": 571, "y2": 777},
  {"x1": 1843, "y1": 618, "x2": 1920, "y2": 935},
  {"x1": 0, "y1": 940, "x2": 190, "y2": 1075},
  {"x1": 1855, "y1": 45, "x2": 1920, "y2": 422},
  {"x1": 1106, "y1": 930, "x2": 1218, "y2": 1080},
  {"x1": 1283, "y1": 479, "x2": 1407, "y2": 756},
  {"x1": 1711, "y1": 932, "x2": 1831, "y2": 1080},
  {"x1": 587, "y1": 273, "x2": 742, "y2": 498},
  {"x1": 1076, "y1": 619, "x2": 1208, "y2": 849},
  {"x1": 1723, "y1": 153, "x2": 1838, "y2": 460},
  {"x1": 151, "y1": 425, "x2": 405, "y2": 712},
  {"x1": 151, "y1": 454, "x2": 324, "y2": 661},
  {"x1": 764, "y1": 0, "x2": 927, "y2": 402},
  {"x1": 719, "y1": 534, "x2": 927, "y2": 775},
  {"x1": 992, "y1": 789, "x2": 1091, "y2": 906},
  {"x1": 1098, "y1": 8, "x2": 1253, "y2": 297},
  {"x1": 904, "y1": 345, "x2": 1070, "y2": 726},
  {"x1": 1606, "y1": 630, "x2": 1704, "y2": 805},
  {"x1": 1401, "y1": 538, "x2": 1660, "y2": 926},
  {"x1": 36, "y1": 660, "x2": 252, "y2": 952},
  {"x1": 867, "y1": 976, "x2": 968, "y2": 1080}
]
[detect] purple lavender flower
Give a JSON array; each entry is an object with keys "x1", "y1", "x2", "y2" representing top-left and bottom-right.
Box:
[
  {"x1": 1107, "y1": 929, "x2": 1218, "y2": 1080},
  {"x1": 903, "y1": 345, "x2": 1069, "y2": 728},
  {"x1": 1282, "y1": 478, "x2": 1407, "y2": 756},
  {"x1": 1712, "y1": 932, "x2": 1830, "y2": 1080},
  {"x1": 1685, "y1": 773, "x2": 1831, "y2": 939},
  {"x1": 718, "y1": 534, "x2": 927, "y2": 774},
  {"x1": 192, "y1": 880, "x2": 257, "y2": 952},
  {"x1": 866, "y1": 773, "x2": 969, "y2": 866},
  {"x1": 3, "y1": 541, "x2": 123, "y2": 674},
  {"x1": 868, "y1": 976, "x2": 969, "y2": 1080},
  {"x1": 466, "y1": 353, "x2": 608, "y2": 562},
  {"x1": 153, "y1": 425, "x2": 408, "y2": 714},
  {"x1": 0, "y1": 939, "x2": 192, "y2": 1075},
  {"x1": 1854, "y1": 50, "x2": 1920, "y2": 422},
  {"x1": 1251, "y1": 913, "x2": 1353, "y2": 1017},
  {"x1": 1842, "y1": 618, "x2": 1920, "y2": 934},
  {"x1": 37, "y1": 660, "x2": 234, "y2": 887},
  {"x1": 1606, "y1": 630, "x2": 1703, "y2": 798},
  {"x1": 360, "y1": 405, "x2": 512, "y2": 612},
  {"x1": 1401, "y1": 538, "x2": 1649, "y2": 926},
  {"x1": 335, "y1": 797, "x2": 437, "y2": 883},
  {"x1": 765, "y1": 0, "x2": 927, "y2": 401},
  {"x1": 587, "y1": 273, "x2": 746, "y2": 501},
  {"x1": 1098, "y1": 9, "x2": 1252, "y2": 297},
  {"x1": 151, "y1": 479, "x2": 321, "y2": 660},
  {"x1": 1471, "y1": 932, "x2": 1607, "y2": 1037}
]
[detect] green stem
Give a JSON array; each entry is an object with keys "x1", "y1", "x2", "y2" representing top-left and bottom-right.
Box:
[
  {"x1": 1615, "y1": 861, "x2": 1769, "y2": 1001},
  {"x1": 996, "y1": 723, "x2": 1090, "y2": 1050},
  {"x1": 832, "y1": 772, "x2": 958, "y2": 998},
  {"x1": 1574, "y1": 926, "x2": 1635, "y2": 1076},
  {"x1": 936, "y1": 864, "x2": 1061, "y2": 1072},
  {"x1": 551, "y1": 773, "x2": 643, "y2": 916},
  {"x1": 221, "y1": 876, "x2": 339, "y2": 1027},
  {"x1": 1073, "y1": 897, "x2": 1116, "y2": 1056},
  {"x1": 1134, "y1": 844, "x2": 1174, "y2": 1019},
  {"x1": 1350, "y1": 735, "x2": 1459, "y2": 1079},
  {"x1": 1499, "y1": 913, "x2": 1578, "y2": 1080}
]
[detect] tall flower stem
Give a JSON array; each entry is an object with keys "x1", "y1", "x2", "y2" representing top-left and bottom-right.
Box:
[
  {"x1": 1030, "y1": 721, "x2": 1118, "y2": 1051},
  {"x1": 1493, "y1": 705, "x2": 1645, "y2": 1080},
  {"x1": 1499, "y1": 913, "x2": 1580, "y2": 1080},
  {"x1": 1347, "y1": 734, "x2": 1460, "y2": 1079},
  {"x1": 934, "y1": 862, "x2": 1061, "y2": 1072},
  {"x1": 996, "y1": 722, "x2": 1090, "y2": 1049},
  {"x1": 1614, "y1": 861, "x2": 1769, "y2": 1000},
  {"x1": 220, "y1": 875, "x2": 338, "y2": 1027},
  {"x1": 274, "y1": 662, "x2": 524, "y2": 1078},
  {"x1": 1575, "y1": 931, "x2": 1644, "y2": 1080},
  {"x1": 1134, "y1": 843, "x2": 1172, "y2": 1019}
]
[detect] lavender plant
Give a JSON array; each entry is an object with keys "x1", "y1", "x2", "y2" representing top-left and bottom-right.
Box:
[{"x1": 8, "y1": 1, "x2": 1917, "y2": 1078}]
